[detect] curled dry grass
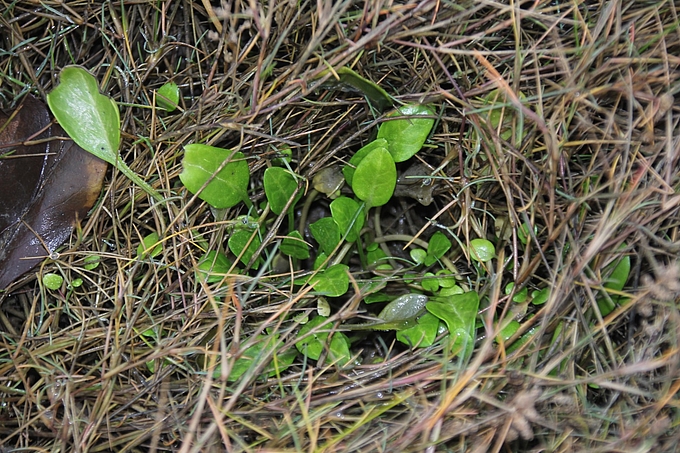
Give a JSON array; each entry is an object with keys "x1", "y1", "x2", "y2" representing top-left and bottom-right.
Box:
[{"x1": 1, "y1": 0, "x2": 680, "y2": 451}]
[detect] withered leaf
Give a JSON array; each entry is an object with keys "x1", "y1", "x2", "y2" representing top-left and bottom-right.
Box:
[{"x1": 0, "y1": 95, "x2": 107, "y2": 289}]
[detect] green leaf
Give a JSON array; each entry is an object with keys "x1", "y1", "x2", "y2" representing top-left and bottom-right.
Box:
[
  {"x1": 296, "y1": 315, "x2": 351, "y2": 367},
  {"x1": 228, "y1": 229, "x2": 262, "y2": 269},
  {"x1": 180, "y1": 145, "x2": 249, "y2": 209},
  {"x1": 309, "y1": 263, "x2": 349, "y2": 297},
  {"x1": 310, "y1": 217, "x2": 341, "y2": 255},
  {"x1": 598, "y1": 255, "x2": 631, "y2": 316},
  {"x1": 397, "y1": 312, "x2": 440, "y2": 348},
  {"x1": 469, "y1": 238, "x2": 495, "y2": 263},
  {"x1": 377, "y1": 104, "x2": 435, "y2": 163},
  {"x1": 342, "y1": 139, "x2": 388, "y2": 186},
  {"x1": 378, "y1": 293, "x2": 429, "y2": 323},
  {"x1": 280, "y1": 230, "x2": 310, "y2": 260},
  {"x1": 196, "y1": 250, "x2": 233, "y2": 283},
  {"x1": 504, "y1": 282, "x2": 529, "y2": 303},
  {"x1": 157, "y1": 81, "x2": 180, "y2": 112},
  {"x1": 531, "y1": 288, "x2": 549, "y2": 305},
  {"x1": 332, "y1": 66, "x2": 393, "y2": 110},
  {"x1": 410, "y1": 248, "x2": 427, "y2": 265},
  {"x1": 426, "y1": 291, "x2": 480, "y2": 358},
  {"x1": 330, "y1": 196, "x2": 365, "y2": 243},
  {"x1": 424, "y1": 231, "x2": 451, "y2": 266},
  {"x1": 46, "y1": 66, "x2": 161, "y2": 200},
  {"x1": 225, "y1": 334, "x2": 297, "y2": 381},
  {"x1": 366, "y1": 243, "x2": 388, "y2": 267},
  {"x1": 264, "y1": 167, "x2": 299, "y2": 215},
  {"x1": 351, "y1": 147, "x2": 396, "y2": 207},
  {"x1": 422, "y1": 273, "x2": 439, "y2": 292},
  {"x1": 496, "y1": 320, "x2": 521, "y2": 343},
  {"x1": 83, "y1": 255, "x2": 100, "y2": 271},
  {"x1": 136, "y1": 232, "x2": 162, "y2": 259},
  {"x1": 43, "y1": 273, "x2": 63, "y2": 290}
]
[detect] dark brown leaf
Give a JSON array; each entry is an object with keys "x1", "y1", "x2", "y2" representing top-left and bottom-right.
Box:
[{"x1": 0, "y1": 95, "x2": 107, "y2": 289}]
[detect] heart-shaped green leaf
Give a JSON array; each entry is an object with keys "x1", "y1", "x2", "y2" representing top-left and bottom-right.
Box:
[
  {"x1": 157, "y1": 81, "x2": 180, "y2": 112},
  {"x1": 342, "y1": 138, "x2": 388, "y2": 186},
  {"x1": 330, "y1": 196, "x2": 365, "y2": 243},
  {"x1": 180, "y1": 144, "x2": 249, "y2": 209},
  {"x1": 377, "y1": 104, "x2": 435, "y2": 163},
  {"x1": 427, "y1": 291, "x2": 479, "y2": 358},
  {"x1": 264, "y1": 167, "x2": 299, "y2": 215},
  {"x1": 310, "y1": 217, "x2": 341, "y2": 256}
]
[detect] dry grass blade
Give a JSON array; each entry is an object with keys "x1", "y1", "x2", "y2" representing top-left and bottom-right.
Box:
[{"x1": 1, "y1": 0, "x2": 680, "y2": 451}]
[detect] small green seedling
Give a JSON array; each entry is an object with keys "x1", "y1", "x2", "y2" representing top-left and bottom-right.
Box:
[
  {"x1": 136, "y1": 232, "x2": 163, "y2": 259},
  {"x1": 469, "y1": 238, "x2": 495, "y2": 263},
  {"x1": 426, "y1": 291, "x2": 480, "y2": 358},
  {"x1": 42, "y1": 273, "x2": 63, "y2": 290},
  {"x1": 47, "y1": 66, "x2": 162, "y2": 201}
]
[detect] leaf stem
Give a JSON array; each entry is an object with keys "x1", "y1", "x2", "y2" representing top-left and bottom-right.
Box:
[{"x1": 116, "y1": 159, "x2": 163, "y2": 202}]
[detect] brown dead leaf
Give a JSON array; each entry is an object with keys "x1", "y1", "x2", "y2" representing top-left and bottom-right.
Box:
[{"x1": 0, "y1": 95, "x2": 107, "y2": 289}]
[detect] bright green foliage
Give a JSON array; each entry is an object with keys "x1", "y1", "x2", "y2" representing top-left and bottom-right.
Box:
[
  {"x1": 157, "y1": 81, "x2": 180, "y2": 112},
  {"x1": 425, "y1": 231, "x2": 451, "y2": 266},
  {"x1": 47, "y1": 66, "x2": 161, "y2": 200},
  {"x1": 137, "y1": 232, "x2": 162, "y2": 259},
  {"x1": 469, "y1": 238, "x2": 495, "y2": 263},
  {"x1": 295, "y1": 316, "x2": 352, "y2": 367},
  {"x1": 397, "y1": 312, "x2": 440, "y2": 348},
  {"x1": 422, "y1": 273, "x2": 439, "y2": 292},
  {"x1": 366, "y1": 243, "x2": 388, "y2": 267},
  {"x1": 228, "y1": 229, "x2": 263, "y2": 269},
  {"x1": 180, "y1": 145, "x2": 249, "y2": 209},
  {"x1": 280, "y1": 231, "x2": 310, "y2": 260},
  {"x1": 309, "y1": 263, "x2": 349, "y2": 297},
  {"x1": 43, "y1": 273, "x2": 63, "y2": 290},
  {"x1": 310, "y1": 217, "x2": 341, "y2": 255},
  {"x1": 377, "y1": 104, "x2": 435, "y2": 162},
  {"x1": 330, "y1": 197, "x2": 365, "y2": 243},
  {"x1": 224, "y1": 334, "x2": 297, "y2": 381},
  {"x1": 505, "y1": 282, "x2": 529, "y2": 303},
  {"x1": 378, "y1": 293, "x2": 429, "y2": 323},
  {"x1": 264, "y1": 167, "x2": 300, "y2": 215},
  {"x1": 496, "y1": 320, "x2": 521, "y2": 342},
  {"x1": 410, "y1": 248, "x2": 427, "y2": 265},
  {"x1": 196, "y1": 250, "x2": 233, "y2": 283},
  {"x1": 83, "y1": 255, "x2": 100, "y2": 271},
  {"x1": 351, "y1": 147, "x2": 396, "y2": 207},
  {"x1": 342, "y1": 139, "x2": 388, "y2": 186},
  {"x1": 426, "y1": 291, "x2": 480, "y2": 358},
  {"x1": 531, "y1": 287, "x2": 549, "y2": 305}
]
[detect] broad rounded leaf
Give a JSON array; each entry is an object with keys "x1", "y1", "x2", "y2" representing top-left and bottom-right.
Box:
[
  {"x1": 280, "y1": 230, "x2": 310, "y2": 260},
  {"x1": 397, "y1": 312, "x2": 440, "y2": 348},
  {"x1": 342, "y1": 138, "x2": 388, "y2": 186},
  {"x1": 309, "y1": 217, "x2": 341, "y2": 255},
  {"x1": 469, "y1": 238, "x2": 495, "y2": 263},
  {"x1": 46, "y1": 66, "x2": 120, "y2": 165},
  {"x1": 196, "y1": 250, "x2": 233, "y2": 283},
  {"x1": 377, "y1": 104, "x2": 435, "y2": 163},
  {"x1": 295, "y1": 315, "x2": 351, "y2": 366},
  {"x1": 351, "y1": 147, "x2": 396, "y2": 207},
  {"x1": 425, "y1": 231, "x2": 452, "y2": 266},
  {"x1": 228, "y1": 229, "x2": 262, "y2": 269},
  {"x1": 264, "y1": 167, "x2": 299, "y2": 215},
  {"x1": 180, "y1": 144, "x2": 249, "y2": 209},
  {"x1": 309, "y1": 263, "x2": 349, "y2": 297},
  {"x1": 426, "y1": 291, "x2": 480, "y2": 358},
  {"x1": 378, "y1": 293, "x2": 429, "y2": 323},
  {"x1": 42, "y1": 273, "x2": 63, "y2": 290}
]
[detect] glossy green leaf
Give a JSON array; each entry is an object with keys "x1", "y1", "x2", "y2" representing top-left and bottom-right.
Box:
[
  {"x1": 264, "y1": 167, "x2": 300, "y2": 215},
  {"x1": 342, "y1": 139, "x2": 388, "y2": 186},
  {"x1": 83, "y1": 255, "x2": 100, "y2": 271},
  {"x1": 425, "y1": 231, "x2": 451, "y2": 266},
  {"x1": 351, "y1": 147, "x2": 396, "y2": 207},
  {"x1": 328, "y1": 66, "x2": 393, "y2": 111},
  {"x1": 228, "y1": 229, "x2": 262, "y2": 269},
  {"x1": 469, "y1": 238, "x2": 495, "y2": 263},
  {"x1": 531, "y1": 287, "x2": 549, "y2": 305},
  {"x1": 436, "y1": 271, "x2": 457, "y2": 288},
  {"x1": 180, "y1": 145, "x2": 249, "y2": 209},
  {"x1": 496, "y1": 320, "x2": 520, "y2": 342},
  {"x1": 426, "y1": 291, "x2": 480, "y2": 358},
  {"x1": 422, "y1": 273, "x2": 439, "y2": 292},
  {"x1": 330, "y1": 196, "x2": 365, "y2": 243},
  {"x1": 377, "y1": 104, "x2": 435, "y2": 163},
  {"x1": 310, "y1": 217, "x2": 341, "y2": 255},
  {"x1": 43, "y1": 273, "x2": 63, "y2": 290},
  {"x1": 309, "y1": 263, "x2": 349, "y2": 297},
  {"x1": 137, "y1": 232, "x2": 162, "y2": 259},
  {"x1": 157, "y1": 81, "x2": 180, "y2": 112},
  {"x1": 440, "y1": 285, "x2": 464, "y2": 296},
  {"x1": 196, "y1": 250, "x2": 233, "y2": 283},
  {"x1": 280, "y1": 230, "x2": 310, "y2": 260},
  {"x1": 410, "y1": 248, "x2": 427, "y2": 265},
  {"x1": 378, "y1": 293, "x2": 429, "y2": 323},
  {"x1": 46, "y1": 66, "x2": 161, "y2": 200},
  {"x1": 397, "y1": 312, "x2": 440, "y2": 348},
  {"x1": 296, "y1": 315, "x2": 351, "y2": 366}
]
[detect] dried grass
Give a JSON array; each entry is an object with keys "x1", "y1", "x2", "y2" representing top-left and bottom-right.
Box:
[{"x1": 1, "y1": 0, "x2": 680, "y2": 451}]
